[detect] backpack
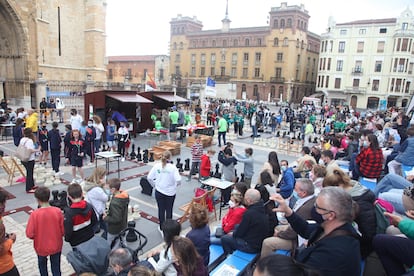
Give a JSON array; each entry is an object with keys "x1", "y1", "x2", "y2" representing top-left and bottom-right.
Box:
[
  {"x1": 374, "y1": 199, "x2": 395, "y2": 234},
  {"x1": 139, "y1": 176, "x2": 153, "y2": 196}
]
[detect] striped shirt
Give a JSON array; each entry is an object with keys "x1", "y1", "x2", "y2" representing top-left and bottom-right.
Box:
[{"x1": 191, "y1": 141, "x2": 203, "y2": 162}]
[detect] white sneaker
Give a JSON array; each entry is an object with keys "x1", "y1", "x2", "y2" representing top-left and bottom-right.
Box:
[
  {"x1": 158, "y1": 226, "x2": 164, "y2": 238},
  {"x1": 121, "y1": 157, "x2": 125, "y2": 162}
]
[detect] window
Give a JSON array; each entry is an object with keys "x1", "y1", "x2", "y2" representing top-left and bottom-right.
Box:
[
  {"x1": 359, "y1": 29, "x2": 366, "y2": 35},
  {"x1": 398, "y1": 58, "x2": 405, "y2": 72},
  {"x1": 221, "y1": 53, "x2": 226, "y2": 62},
  {"x1": 296, "y1": 39, "x2": 300, "y2": 48},
  {"x1": 275, "y1": 67, "x2": 282, "y2": 78},
  {"x1": 192, "y1": 40, "x2": 196, "y2": 48},
  {"x1": 179, "y1": 42, "x2": 183, "y2": 49},
  {"x1": 253, "y1": 85, "x2": 258, "y2": 97},
  {"x1": 242, "y1": 68, "x2": 248, "y2": 78},
  {"x1": 212, "y1": 40, "x2": 216, "y2": 47},
  {"x1": 277, "y1": 53, "x2": 283, "y2": 62},
  {"x1": 283, "y1": 37, "x2": 288, "y2": 46},
  {"x1": 409, "y1": 62, "x2": 414, "y2": 74},
  {"x1": 254, "y1": 68, "x2": 260, "y2": 78},
  {"x1": 223, "y1": 40, "x2": 227, "y2": 47},
  {"x1": 355, "y1": 60, "x2": 362, "y2": 73},
  {"x1": 191, "y1": 54, "x2": 196, "y2": 65},
  {"x1": 202, "y1": 40, "x2": 206, "y2": 47},
  {"x1": 325, "y1": 76, "x2": 329, "y2": 88},
  {"x1": 372, "y1": 80, "x2": 380, "y2": 91},
  {"x1": 327, "y1": 58, "x2": 331, "y2": 71},
  {"x1": 273, "y1": 20, "x2": 278, "y2": 28},
  {"x1": 175, "y1": 54, "x2": 180, "y2": 62},
  {"x1": 257, "y1": 38, "x2": 262, "y2": 46},
  {"x1": 191, "y1": 67, "x2": 196, "y2": 76},
  {"x1": 375, "y1": 61, "x2": 382, "y2": 72},
  {"x1": 210, "y1": 67, "x2": 215, "y2": 76},
  {"x1": 200, "y1": 67, "x2": 205, "y2": 77},
  {"x1": 287, "y1": 18, "x2": 292, "y2": 27},
  {"x1": 108, "y1": 69, "x2": 113, "y2": 79},
  {"x1": 321, "y1": 41, "x2": 325, "y2": 52},
  {"x1": 396, "y1": 79, "x2": 402, "y2": 92},
  {"x1": 340, "y1": 29, "x2": 347, "y2": 35},
  {"x1": 379, "y1": 28, "x2": 387, "y2": 33},
  {"x1": 243, "y1": 53, "x2": 249, "y2": 64},
  {"x1": 211, "y1": 53, "x2": 216, "y2": 65},
  {"x1": 255, "y1": 53, "x2": 261, "y2": 63},
  {"x1": 338, "y1": 41, "x2": 345, "y2": 53},
  {"x1": 159, "y1": 68, "x2": 164, "y2": 80},
  {"x1": 232, "y1": 53, "x2": 237, "y2": 65},
  {"x1": 334, "y1": 78, "x2": 341, "y2": 89},
  {"x1": 245, "y1": 39, "x2": 250, "y2": 46},
  {"x1": 377, "y1": 41, "x2": 385, "y2": 53},
  {"x1": 233, "y1": 39, "x2": 238, "y2": 47},
  {"x1": 336, "y1": 60, "x2": 343, "y2": 71},
  {"x1": 201, "y1": 54, "x2": 206, "y2": 65},
  {"x1": 271, "y1": 86, "x2": 275, "y2": 98},
  {"x1": 280, "y1": 19, "x2": 285, "y2": 28},
  {"x1": 175, "y1": 66, "x2": 180, "y2": 75},
  {"x1": 357, "y1": 42, "x2": 364, "y2": 53},
  {"x1": 173, "y1": 42, "x2": 177, "y2": 50},
  {"x1": 352, "y1": 79, "x2": 360, "y2": 88},
  {"x1": 220, "y1": 67, "x2": 225, "y2": 76},
  {"x1": 278, "y1": 86, "x2": 284, "y2": 98},
  {"x1": 231, "y1": 67, "x2": 236, "y2": 77},
  {"x1": 402, "y1": 38, "x2": 409, "y2": 52},
  {"x1": 242, "y1": 84, "x2": 246, "y2": 92},
  {"x1": 274, "y1": 38, "x2": 279, "y2": 46},
  {"x1": 297, "y1": 54, "x2": 301, "y2": 64},
  {"x1": 402, "y1": 22, "x2": 408, "y2": 30}
]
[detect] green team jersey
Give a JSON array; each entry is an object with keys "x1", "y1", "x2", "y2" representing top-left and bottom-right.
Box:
[
  {"x1": 169, "y1": 111, "x2": 179, "y2": 124},
  {"x1": 218, "y1": 117, "x2": 228, "y2": 132}
]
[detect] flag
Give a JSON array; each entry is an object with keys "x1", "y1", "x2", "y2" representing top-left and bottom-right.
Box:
[
  {"x1": 205, "y1": 76, "x2": 216, "y2": 97},
  {"x1": 145, "y1": 73, "x2": 157, "y2": 91}
]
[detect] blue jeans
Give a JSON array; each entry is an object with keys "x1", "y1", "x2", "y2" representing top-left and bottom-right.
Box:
[
  {"x1": 155, "y1": 190, "x2": 176, "y2": 229},
  {"x1": 251, "y1": 125, "x2": 258, "y2": 137},
  {"x1": 221, "y1": 234, "x2": 257, "y2": 255},
  {"x1": 374, "y1": 174, "x2": 411, "y2": 197},
  {"x1": 38, "y1": 252, "x2": 61, "y2": 276},
  {"x1": 218, "y1": 131, "x2": 226, "y2": 147},
  {"x1": 378, "y1": 189, "x2": 406, "y2": 214}
]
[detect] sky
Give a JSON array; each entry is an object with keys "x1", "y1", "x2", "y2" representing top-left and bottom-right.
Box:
[{"x1": 105, "y1": 0, "x2": 414, "y2": 56}]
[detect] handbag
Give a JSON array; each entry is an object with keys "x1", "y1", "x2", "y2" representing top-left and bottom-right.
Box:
[{"x1": 15, "y1": 139, "x2": 32, "y2": 162}]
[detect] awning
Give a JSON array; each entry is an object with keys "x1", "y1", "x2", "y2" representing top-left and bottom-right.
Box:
[
  {"x1": 107, "y1": 93, "x2": 153, "y2": 103},
  {"x1": 153, "y1": 94, "x2": 189, "y2": 103}
]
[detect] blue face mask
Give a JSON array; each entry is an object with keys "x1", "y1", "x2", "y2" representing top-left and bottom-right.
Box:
[
  {"x1": 281, "y1": 165, "x2": 287, "y2": 172},
  {"x1": 291, "y1": 191, "x2": 299, "y2": 200},
  {"x1": 363, "y1": 141, "x2": 369, "y2": 148}
]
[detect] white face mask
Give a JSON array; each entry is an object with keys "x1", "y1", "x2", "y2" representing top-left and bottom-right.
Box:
[{"x1": 228, "y1": 200, "x2": 236, "y2": 208}]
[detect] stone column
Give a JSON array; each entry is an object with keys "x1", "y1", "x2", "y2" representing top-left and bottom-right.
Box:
[
  {"x1": 35, "y1": 76, "x2": 47, "y2": 108},
  {"x1": 0, "y1": 77, "x2": 5, "y2": 100}
]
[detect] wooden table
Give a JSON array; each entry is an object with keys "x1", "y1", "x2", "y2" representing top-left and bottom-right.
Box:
[
  {"x1": 95, "y1": 151, "x2": 121, "y2": 178},
  {"x1": 201, "y1": 177, "x2": 234, "y2": 219}
]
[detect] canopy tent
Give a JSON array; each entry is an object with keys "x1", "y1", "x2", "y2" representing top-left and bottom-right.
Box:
[
  {"x1": 107, "y1": 93, "x2": 153, "y2": 103},
  {"x1": 153, "y1": 94, "x2": 189, "y2": 103}
]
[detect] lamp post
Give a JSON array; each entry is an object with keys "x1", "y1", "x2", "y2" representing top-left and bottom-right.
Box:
[{"x1": 172, "y1": 77, "x2": 177, "y2": 106}]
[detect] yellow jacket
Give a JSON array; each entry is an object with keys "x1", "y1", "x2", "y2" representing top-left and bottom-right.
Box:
[{"x1": 25, "y1": 112, "x2": 39, "y2": 132}]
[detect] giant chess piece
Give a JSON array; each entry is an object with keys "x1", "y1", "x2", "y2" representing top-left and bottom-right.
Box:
[
  {"x1": 297, "y1": 133, "x2": 302, "y2": 140},
  {"x1": 213, "y1": 163, "x2": 221, "y2": 178},
  {"x1": 137, "y1": 147, "x2": 142, "y2": 162},
  {"x1": 276, "y1": 131, "x2": 280, "y2": 137},
  {"x1": 178, "y1": 163, "x2": 184, "y2": 173},
  {"x1": 149, "y1": 152, "x2": 154, "y2": 162},
  {"x1": 240, "y1": 173, "x2": 245, "y2": 183},
  {"x1": 130, "y1": 144, "x2": 136, "y2": 160},
  {"x1": 313, "y1": 137, "x2": 318, "y2": 144},
  {"x1": 176, "y1": 158, "x2": 181, "y2": 169},
  {"x1": 143, "y1": 149, "x2": 149, "y2": 163},
  {"x1": 184, "y1": 158, "x2": 190, "y2": 171}
]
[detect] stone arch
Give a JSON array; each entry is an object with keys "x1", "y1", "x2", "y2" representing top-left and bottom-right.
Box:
[{"x1": 0, "y1": 1, "x2": 29, "y2": 100}]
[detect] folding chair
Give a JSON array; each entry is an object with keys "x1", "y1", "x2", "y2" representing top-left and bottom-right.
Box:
[{"x1": 178, "y1": 191, "x2": 208, "y2": 224}]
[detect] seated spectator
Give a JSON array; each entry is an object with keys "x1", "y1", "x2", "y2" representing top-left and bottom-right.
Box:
[
  {"x1": 322, "y1": 169, "x2": 376, "y2": 258},
  {"x1": 311, "y1": 146, "x2": 321, "y2": 164},
  {"x1": 128, "y1": 265, "x2": 157, "y2": 276},
  {"x1": 271, "y1": 187, "x2": 361, "y2": 276},
  {"x1": 278, "y1": 160, "x2": 295, "y2": 199},
  {"x1": 376, "y1": 175, "x2": 414, "y2": 215},
  {"x1": 321, "y1": 150, "x2": 340, "y2": 176},
  {"x1": 388, "y1": 126, "x2": 414, "y2": 176},
  {"x1": 257, "y1": 151, "x2": 281, "y2": 185},
  {"x1": 351, "y1": 134, "x2": 383, "y2": 180},
  {"x1": 309, "y1": 164, "x2": 326, "y2": 194},
  {"x1": 108, "y1": 248, "x2": 135, "y2": 276},
  {"x1": 373, "y1": 210, "x2": 414, "y2": 276},
  {"x1": 374, "y1": 173, "x2": 414, "y2": 197},
  {"x1": 254, "y1": 254, "x2": 321, "y2": 276},
  {"x1": 171, "y1": 237, "x2": 208, "y2": 276},
  {"x1": 221, "y1": 189, "x2": 269, "y2": 255},
  {"x1": 147, "y1": 219, "x2": 181, "y2": 275},
  {"x1": 256, "y1": 171, "x2": 278, "y2": 236},
  {"x1": 186, "y1": 204, "x2": 210, "y2": 266},
  {"x1": 261, "y1": 178, "x2": 316, "y2": 258},
  {"x1": 293, "y1": 147, "x2": 316, "y2": 178}
]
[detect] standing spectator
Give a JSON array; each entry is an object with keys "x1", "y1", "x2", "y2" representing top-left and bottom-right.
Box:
[
  {"x1": 84, "y1": 119, "x2": 96, "y2": 163},
  {"x1": 68, "y1": 129, "x2": 85, "y2": 182},
  {"x1": 218, "y1": 147, "x2": 237, "y2": 206},
  {"x1": 304, "y1": 120, "x2": 314, "y2": 147},
  {"x1": 187, "y1": 135, "x2": 203, "y2": 181},
  {"x1": 84, "y1": 167, "x2": 109, "y2": 239},
  {"x1": 117, "y1": 121, "x2": 129, "y2": 162},
  {"x1": 250, "y1": 111, "x2": 260, "y2": 138},
  {"x1": 234, "y1": 148, "x2": 254, "y2": 186},
  {"x1": 199, "y1": 149, "x2": 215, "y2": 182},
  {"x1": 55, "y1": 98, "x2": 64, "y2": 123},
  {"x1": 278, "y1": 160, "x2": 295, "y2": 199},
  {"x1": 186, "y1": 204, "x2": 210, "y2": 266},
  {"x1": 47, "y1": 98, "x2": 56, "y2": 122},
  {"x1": 63, "y1": 125, "x2": 72, "y2": 165},
  {"x1": 92, "y1": 115, "x2": 104, "y2": 153},
  {"x1": 217, "y1": 114, "x2": 227, "y2": 147},
  {"x1": 64, "y1": 183, "x2": 97, "y2": 247},
  {"x1": 0, "y1": 99, "x2": 7, "y2": 110},
  {"x1": 171, "y1": 237, "x2": 208, "y2": 276},
  {"x1": 0, "y1": 221, "x2": 19, "y2": 276},
  {"x1": 147, "y1": 151, "x2": 181, "y2": 233},
  {"x1": 69, "y1": 109, "x2": 83, "y2": 131},
  {"x1": 38, "y1": 122, "x2": 49, "y2": 166},
  {"x1": 39, "y1": 97, "x2": 48, "y2": 122},
  {"x1": 25, "y1": 109, "x2": 39, "y2": 137},
  {"x1": 16, "y1": 107, "x2": 27, "y2": 120},
  {"x1": 352, "y1": 134, "x2": 384, "y2": 180},
  {"x1": 20, "y1": 128, "x2": 41, "y2": 193},
  {"x1": 135, "y1": 104, "x2": 141, "y2": 132},
  {"x1": 104, "y1": 178, "x2": 130, "y2": 246},
  {"x1": 12, "y1": 118, "x2": 24, "y2": 147},
  {"x1": 169, "y1": 107, "x2": 179, "y2": 141},
  {"x1": 26, "y1": 187, "x2": 64, "y2": 276},
  {"x1": 106, "y1": 119, "x2": 117, "y2": 152},
  {"x1": 49, "y1": 122, "x2": 62, "y2": 175}
]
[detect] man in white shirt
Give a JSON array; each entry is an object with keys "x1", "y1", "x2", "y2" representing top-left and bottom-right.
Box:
[{"x1": 70, "y1": 109, "x2": 83, "y2": 131}]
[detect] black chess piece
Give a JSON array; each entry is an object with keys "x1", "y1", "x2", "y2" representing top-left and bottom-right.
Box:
[
  {"x1": 282, "y1": 131, "x2": 286, "y2": 138},
  {"x1": 276, "y1": 131, "x2": 280, "y2": 137},
  {"x1": 176, "y1": 158, "x2": 181, "y2": 169},
  {"x1": 297, "y1": 133, "x2": 301, "y2": 140},
  {"x1": 213, "y1": 163, "x2": 221, "y2": 178},
  {"x1": 143, "y1": 149, "x2": 149, "y2": 163},
  {"x1": 178, "y1": 163, "x2": 184, "y2": 173},
  {"x1": 137, "y1": 147, "x2": 142, "y2": 162},
  {"x1": 240, "y1": 173, "x2": 245, "y2": 182},
  {"x1": 149, "y1": 152, "x2": 154, "y2": 162},
  {"x1": 130, "y1": 144, "x2": 136, "y2": 160},
  {"x1": 184, "y1": 158, "x2": 190, "y2": 171},
  {"x1": 318, "y1": 128, "x2": 322, "y2": 135},
  {"x1": 313, "y1": 137, "x2": 318, "y2": 143},
  {"x1": 210, "y1": 171, "x2": 214, "y2": 177}
]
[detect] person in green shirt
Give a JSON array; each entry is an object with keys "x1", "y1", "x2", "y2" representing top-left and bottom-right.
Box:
[
  {"x1": 184, "y1": 111, "x2": 191, "y2": 126},
  {"x1": 169, "y1": 107, "x2": 179, "y2": 140},
  {"x1": 217, "y1": 114, "x2": 228, "y2": 147}
]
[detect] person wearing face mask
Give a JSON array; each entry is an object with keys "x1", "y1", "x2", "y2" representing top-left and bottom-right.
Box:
[
  {"x1": 308, "y1": 165, "x2": 326, "y2": 195},
  {"x1": 270, "y1": 187, "x2": 361, "y2": 276},
  {"x1": 84, "y1": 119, "x2": 96, "y2": 163},
  {"x1": 278, "y1": 160, "x2": 295, "y2": 199},
  {"x1": 387, "y1": 126, "x2": 414, "y2": 176},
  {"x1": 351, "y1": 134, "x2": 383, "y2": 181},
  {"x1": 293, "y1": 147, "x2": 317, "y2": 178},
  {"x1": 233, "y1": 147, "x2": 254, "y2": 186},
  {"x1": 84, "y1": 167, "x2": 109, "y2": 239},
  {"x1": 117, "y1": 121, "x2": 129, "y2": 162},
  {"x1": 260, "y1": 178, "x2": 316, "y2": 258},
  {"x1": 38, "y1": 123, "x2": 49, "y2": 166},
  {"x1": 320, "y1": 150, "x2": 340, "y2": 176}
]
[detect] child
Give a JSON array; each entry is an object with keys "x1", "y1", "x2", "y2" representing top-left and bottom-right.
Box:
[
  {"x1": 200, "y1": 149, "x2": 215, "y2": 183},
  {"x1": 63, "y1": 124, "x2": 72, "y2": 165},
  {"x1": 38, "y1": 122, "x2": 49, "y2": 166},
  {"x1": 117, "y1": 121, "x2": 129, "y2": 162},
  {"x1": 69, "y1": 129, "x2": 85, "y2": 182},
  {"x1": 49, "y1": 122, "x2": 62, "y2": 174},
  {"x1": 106, "y1": 119, "x2": 117, "y2": 152}
]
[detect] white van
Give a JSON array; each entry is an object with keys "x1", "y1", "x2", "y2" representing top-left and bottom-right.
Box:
[{"x1": 302, "y1": 97, "x2": 321, "y2": 109}]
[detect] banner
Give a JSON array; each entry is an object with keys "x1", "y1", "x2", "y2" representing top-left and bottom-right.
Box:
[
  {"x1": 145, "y1": 73, "x2": 157, "y2": 91},
  {"x1": 205, "y1": 76, "x2": 216, "y2": 97}
]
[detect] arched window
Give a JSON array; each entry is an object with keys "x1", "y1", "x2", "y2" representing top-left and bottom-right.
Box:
[
  {"x1": 278, "y1": 86, "x2": 284, "y2": 99},
  {"x1": 223, "y1": 40, "x2": 227, "y2": 47},
  {"x1": 273, "y1": 20, "x2": 278, "y2": 28},
  {"x1": 179, "y1": 42, "x2": 184, "y2": 49},
  {"x1": 283, "y1": 37, "x2": 288, "y2": 46},
  {"x1": 296, "y1": 39, "x2": 300, "y2": 47},
  {"x1": 245, "y1": 38, "x2": 250, "y2": 46},
  {"x1": 212, "y1": 40, "x2": 216, "y2": 47},
  {"x1": 273, "y1": 38, "x2": 279, "y2": 46},
  {"x1": 280, "y1": 19, "x2": 285, "y2": 28},
  {"x1": 233, "y1": 39, "x2": 238, "y2": 46},
  {"x1": 257, "y1": 38, "x2": 262, "y2": 46},
  {"x1": 287, "y1": 18, "x2": 292, "y2": 27},
  {"x1": 173, "y1": 42, "x2": 177, "y2": 50},
  {"x1": 301, "y1": 40, "x2": 304, "y2": 49},
  {"x1": 242, "y1": 84, "x2": 246, "y2": 92},
  {"x1": 253, "y1": 85, "x2": 258, "y2": 96},
  {"x1": 301, "y1": 21, "x2": 304, "y2": 29},
  {"x1": 271, "y1": 86, "x2": 276, "y2": 98}
]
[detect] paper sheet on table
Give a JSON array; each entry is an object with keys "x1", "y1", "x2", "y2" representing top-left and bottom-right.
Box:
[{"x1": 211, "y1": 264, "x2": 240, "y2": 276}]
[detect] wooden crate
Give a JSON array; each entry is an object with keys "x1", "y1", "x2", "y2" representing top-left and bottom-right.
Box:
[{"x1": 149, "y1": 149, "x2": 163, "y2": 160}]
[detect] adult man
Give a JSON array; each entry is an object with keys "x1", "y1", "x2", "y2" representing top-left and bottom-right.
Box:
[
  {"x1": 234, "y1": 147, "x2": 254, "y2": 186},
  {"x1": 304, "y1": 120, "x2": 314, "y2": 147},
  {"x1": 217, "y1": 114, "x2": 228, "y2": 147},
  {"x1": 64, "y1": 183, "x2": 97, "y2": 247},
  {"x1": 221, "y1": 189, "x2": 269, "y2": 255},
  {"x1": 69, "y1": 109, "x2": 83, "y2": 131},
  {"x1": 321, "y1": 150, "x2": 340, "y2": 176},
  {"x1": 260, "y1": 179, "x2": 316, "y2": 257},
  {"x1": 47, "y1": 98, "x2": 56, "y2": 121},
  {"x1": 169, "y1": 107, "x2": 179, "y2": 140},
  {"x1": 108, "y1": 248, "x2": 135, "y2": 276},
  {"x1": 26, "y1": 187, "x2": 64, "y2": 276},
  {"x1": 293, "y1": 146, "x2": 317, "y2": 178},
  {"x1": 187, "y1": 134, "x2": 203, "y2": 181},
  {"x1": 105, "y1": 178, "x2": 130, "y2": 246},
  {"x1": 39, "y1": 97, "x2": 48, "y2": 122},
  {"x1": 271, "y1": 186, "x2": 361, "y2": 276}
]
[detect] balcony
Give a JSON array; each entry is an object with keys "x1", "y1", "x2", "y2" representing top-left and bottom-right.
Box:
[
  {"x1": 352, "y1": 67, "x2": 363, "y2": 74},
  {"x1": 214, "y1": 75, "x2": 231, "y2": 82},
  {"x1": 344, "y1": 86, "x2": 366, "y2": 94},
  {"x1": 270, "y1": 77, "x2": 285, "y2": 83}
]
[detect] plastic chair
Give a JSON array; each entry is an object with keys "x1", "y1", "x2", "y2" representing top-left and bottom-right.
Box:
[{"x1": 402, "y1": 164, "x2": 414, "y2": 178}]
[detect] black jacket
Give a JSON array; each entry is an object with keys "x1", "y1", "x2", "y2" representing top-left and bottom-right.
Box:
[
  {"x1": 234, "y1": 200, "x2": 269, "y2": 252},
  {"x1": 288, "y1": 212, "x2": 361, "y2": 276},
  {"x1": 64, "y1": 200, "x2": 97, "y2": 247},
  {"x1": 49, "y1": 128, "x2": 62, "y2": 150}
]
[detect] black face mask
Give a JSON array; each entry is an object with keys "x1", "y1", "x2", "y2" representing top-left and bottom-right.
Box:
[{"x1": 311, "y1": 208, "x2": 325, "y2": 224}]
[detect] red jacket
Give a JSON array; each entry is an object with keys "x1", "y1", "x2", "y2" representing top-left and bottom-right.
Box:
[
  {"x1": 200, "y1": 154, "x2": 211, "y2": 177},
  {"x1": 355, "y1": 147, "x2": 384, "y2": 179},
  {"x1": 222, "y1": 206, "x2": 246, "y2": 233},
  {"x1": 26, "y1": 206, "x2": 64, "y2": 256}
]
